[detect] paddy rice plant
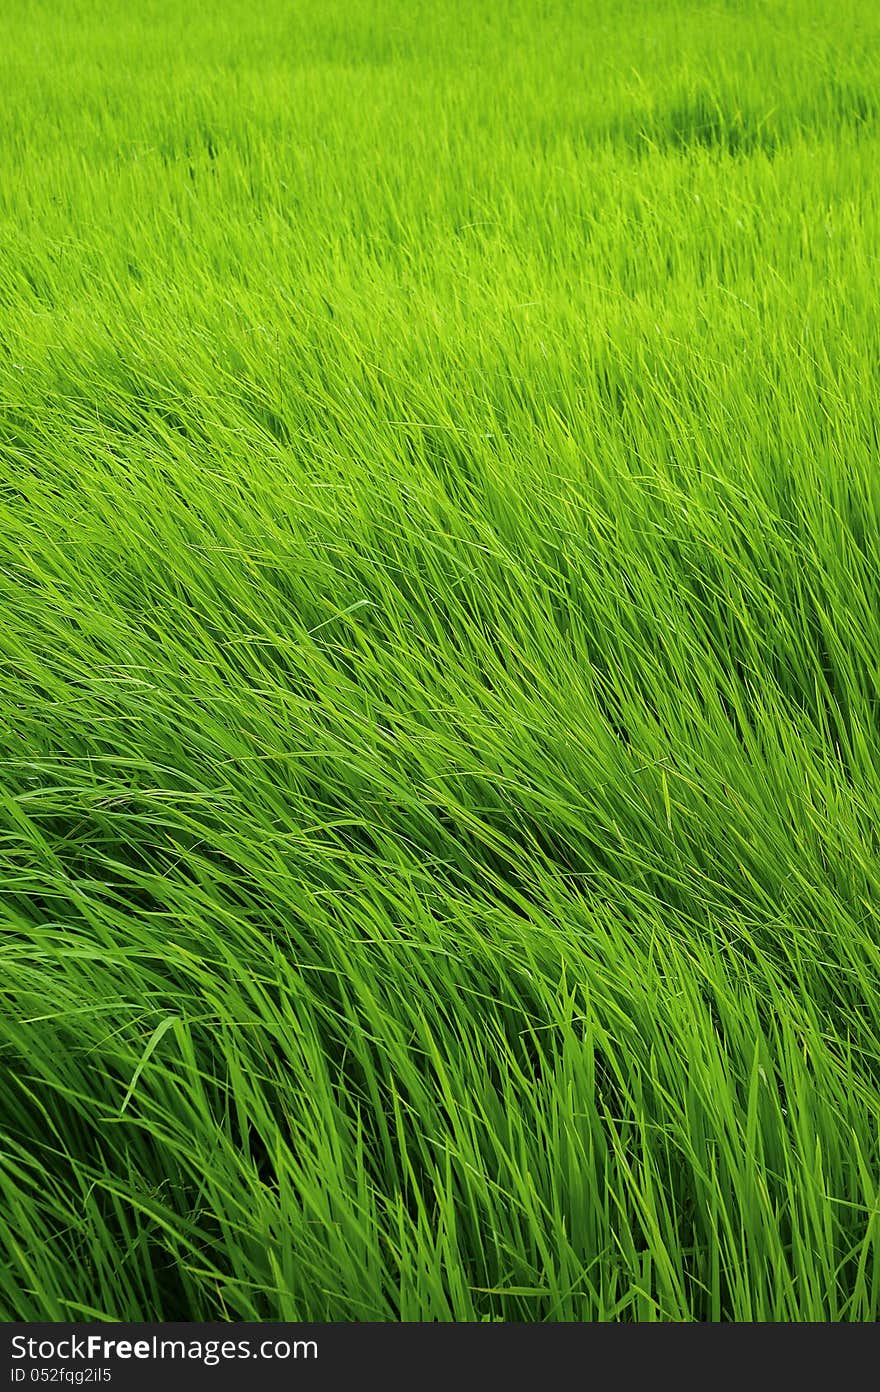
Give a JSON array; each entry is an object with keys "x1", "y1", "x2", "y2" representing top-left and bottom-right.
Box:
[{"x1": 2, "y1": 0, "x2": 880, "y2": 1321}]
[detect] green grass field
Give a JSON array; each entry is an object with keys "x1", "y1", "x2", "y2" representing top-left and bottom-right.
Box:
[{"x1": 3, "y1": 0, "x2": 880, "y2": 1322}]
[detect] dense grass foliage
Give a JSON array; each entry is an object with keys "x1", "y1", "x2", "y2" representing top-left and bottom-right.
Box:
[{"x1": 3, "y1": 0, "x2": 880, "y2": 1321}]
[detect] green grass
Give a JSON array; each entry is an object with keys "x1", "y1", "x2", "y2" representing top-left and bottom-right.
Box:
[{"x1": 2, "y1": 0, "x2": 880, "y2": 1321}]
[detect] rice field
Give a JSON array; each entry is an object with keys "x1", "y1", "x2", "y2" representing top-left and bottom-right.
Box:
[{"x1": 2, "y1": 0, "x2": 880, "y2": 1321}]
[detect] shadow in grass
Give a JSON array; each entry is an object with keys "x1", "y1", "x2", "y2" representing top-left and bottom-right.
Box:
[{"x1": 604, "y1": 78, "x2": 878, "y2": 157}]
